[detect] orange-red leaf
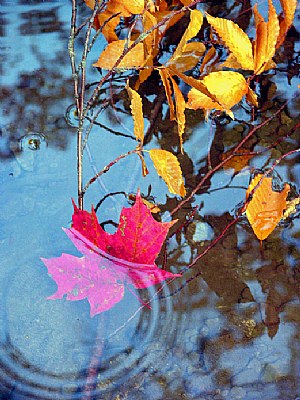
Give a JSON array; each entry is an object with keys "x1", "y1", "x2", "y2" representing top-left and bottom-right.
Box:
[
  {"x1": 93, "y1": 40, "x2": 145, "y2": 70},
  {"x1": 149, "y1": 149, "x2": 186, "y2": 196},
  {"x1": 245, "y1": 174, "x2": 290, "y2": 240}
]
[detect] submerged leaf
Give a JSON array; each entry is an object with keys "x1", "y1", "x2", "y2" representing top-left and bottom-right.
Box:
[
  {"x1": 245, "y1": 174, "x2": 290, "y2": 240},
  {"x1": 149, "y1": 149, "x2": 186, "y2": 196}
]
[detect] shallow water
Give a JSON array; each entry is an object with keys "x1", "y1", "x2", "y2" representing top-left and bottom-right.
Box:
[{"x1": 1, "y1": 1, "x2": 300, "y2": 399}]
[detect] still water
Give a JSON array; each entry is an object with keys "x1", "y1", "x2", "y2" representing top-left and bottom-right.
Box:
[{"x1": 0, "y1": 1, "x2": 300, "y2": 399}]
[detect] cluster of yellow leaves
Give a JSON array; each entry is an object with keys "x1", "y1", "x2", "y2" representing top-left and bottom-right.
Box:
[
  {"x1": 86, "y1": 0, "x2": 296, "y2": 197},
  {"x1": 207, "y1": 0, "x2": 297, "y2": 75},
  {"x1": 126, "y1": 83, "x2": 186, "y2": 197},
  {"x1": 245, "y1": 174, "x2": 290, "y2": 241}
]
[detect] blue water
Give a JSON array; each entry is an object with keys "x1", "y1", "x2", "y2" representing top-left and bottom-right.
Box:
[{"x1": 0, "y1": 1, "x2": 300, "y2": 399}]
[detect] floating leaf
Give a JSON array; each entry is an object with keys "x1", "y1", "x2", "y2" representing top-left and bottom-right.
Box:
[
  {"x1": 41, "y1": 193, "x2": 180, "y2": 316},
  {"x1": 245, "y1": 174, "x2": 290, "y2": 240},
  {"x1": 126, "y1": 83, "x2": 144, "y2": 143},
  {"x1": 93, "y1": 40, "x2": 145, "y2": 70},
  {"x1": 149, "y1": 149, "x2": 186, "y2": 196}
]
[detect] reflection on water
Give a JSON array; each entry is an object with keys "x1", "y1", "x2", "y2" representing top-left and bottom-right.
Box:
[{"x1": 0, "y1": 1, "x2": 300, "y2": 399}]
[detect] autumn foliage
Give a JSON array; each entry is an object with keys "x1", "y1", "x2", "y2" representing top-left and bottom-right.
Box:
[{"x1": 42, "y1": 0, "x2": 298, "y2": 316}]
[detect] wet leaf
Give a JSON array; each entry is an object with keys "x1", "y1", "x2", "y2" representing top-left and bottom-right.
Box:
[
  {"x1": 149, "y1": 149, "x2": 186, "y2": 196},
  {"x1": 41, "y1": 193, "x2": 180, "y2": 316},
  {"x1": 93, "y1": 40, "x2": 145, "y2": 70},
  {"x1": 245, "y1": 174, "x2": 290, "y2": 240},
  {"x1": 126, "y1": 83, "x2": 144, "y2": 143}
]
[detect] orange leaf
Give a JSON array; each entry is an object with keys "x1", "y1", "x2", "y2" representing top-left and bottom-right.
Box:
[
  {"x1": 126, "y1": 84, "x2": 144, "y2": 143},
  {"x1": 93, "y1": 40, "x2": 145, "y2": 70},
  {"x1": 277, "y1": 0, "x2": 297, "y2": 48},
  {"x1": 167, "y1": 10, "x2": 205, "y2": 71},
  {"x1": 169, "y1": 75, "x2": 186, "y2": 153},
  {"x1": 206, "y1": 12, "x2": 254, "y2": 70},
  {"x1": 245, "y1": 174, "x2": 290, "y2": 240},
  {"x1": 149, "y1": 149, "x2": 186, "y2": 196},
  {"x1": 253, "y1": 0, "x2": 279, "y2": 74},
  {"x1": 158, "y1": 68, "x2": 175, "y2": 120}
]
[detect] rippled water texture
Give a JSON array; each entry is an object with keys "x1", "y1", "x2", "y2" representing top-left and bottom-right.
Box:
[{"x1": 0, "y1": 1, "x2": 300, "y2": 399}]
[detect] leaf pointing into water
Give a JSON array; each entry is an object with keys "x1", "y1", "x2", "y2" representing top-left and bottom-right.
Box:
[{"x1": 41, "y1": 192, "x2": 180, "y2": 316}]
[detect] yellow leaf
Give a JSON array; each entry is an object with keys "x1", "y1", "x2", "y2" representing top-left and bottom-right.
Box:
[
  {"x1": 126, "y1": 84, "x2": 144, "y2": 143},
  {"x1": 253, "y1": 0, "x2": 280, "y2": 74},
  {"x1": 93, "y1": 40, "x2": 145, "y2": 70},
  {"x1": 277, "y1": 0, "x2": 297, "y2": 48},
  {"x1": 245, "y1": 174, "x2": 290, "y2": 240},
  {"x1": 149, "y1": 149, "x2": 186, "y2": 196},
  {"x1": 187, "y1": 71, "x2": 249, "y2": 119},
  {"x1": 206, "y1": 13, "x2": 254, "y2": 70},
  {"x1": 158, "y1": 69, "x2": 175, "y2": 120},
  {"x1": 169, "y1": 76, "x2": 186, "y2": 153},
  {"x1": 169, "y1": 10, "x2": 204, "y2": 65},
  {"x1": 246, "y1": 87, "x2": 258, "y2": 107}
]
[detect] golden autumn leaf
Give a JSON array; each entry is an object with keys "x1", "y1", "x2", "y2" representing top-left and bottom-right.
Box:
[
  {"x1": 277, "y1": 0, "x2": 297, "y2": 48},
  {"x1": 168, "y1": 10, "x2": 205, "y2": 72},
  {"x1": 128, "y1": 193, "x2": 161, "y2": 213},
  {"x1": 252, "y1": 0, "x2": 279, "y2": 75},
  {"x1": 207, "y1": 0, "x2": 281, "y2": 75},
  {"x1": 245, "y1": 174, "x2": 290, "y2": 241},
  {"x1": 169, "y1": 75, "x2": 186, "y2": 153},
  {"x1": 126, "y1": 83, "x2": 144, "y2": 143},
  {"x1": 85, "y1": 0, "x2": 145, "y2": 42},
  {"x1": 149, "y1": 149, "x2": 186, "y2": 197},
  {"x1": 158, "y1": 68, "x2": 175, "y2": 120},
  {"x1": 93, "y1": 40, "x2": 145, "y2": 70},
  {"x1": 186, "y1": 71, "x2": 249, "y2": 119},
  {"x1": 206, "y1": 12, "x2": 254, "y2": 70}
]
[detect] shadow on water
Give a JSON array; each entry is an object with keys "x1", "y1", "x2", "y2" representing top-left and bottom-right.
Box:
[{"x1": 0, "y1": 0, "x2": 300, "y2": 399}]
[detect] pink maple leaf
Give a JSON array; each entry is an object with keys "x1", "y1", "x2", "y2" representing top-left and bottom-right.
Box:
[{"x1": 41, "y1": 192, "x2": 181, "y2": 316}]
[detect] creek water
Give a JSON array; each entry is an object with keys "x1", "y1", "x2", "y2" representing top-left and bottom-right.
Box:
[{"x1": 0, "y1": 1, "x2": 300, "y2": 399}]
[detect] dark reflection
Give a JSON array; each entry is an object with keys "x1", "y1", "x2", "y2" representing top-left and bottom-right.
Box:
[{"x1": 20, "y1": 8, "x2": 62, "y2": 35}]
